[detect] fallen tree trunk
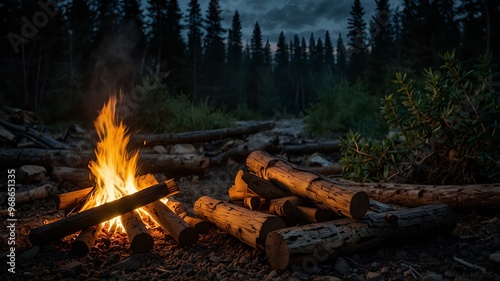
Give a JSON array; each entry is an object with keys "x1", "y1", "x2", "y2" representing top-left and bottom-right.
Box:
[
  {"x1": 334, "y1": 179, "x2": 500, "y2": 209},
  {"x1": 275, "y1": 141, "x2": 340, "y2": 154},
  {"x1": 0, "y1": 149, "x2": 209, "y2": 173},
  {"x1": 247, "y1": 151, "x2": 369, "y2": 219},
  {"x1": 29, "y1": 179, "x2": 179, "y2": 245},
  {"x1": 266, "y1": 203, "x2": 456, "y2": 270},
  {"x1": 0, "y1": 118, "x2": 70, "y2": 149},
  {"x1": 130, "y1": 121, "x2": 275, "y2": 147},
  {"x1": 193, "y1": 196, "x2": 286, "y2": 249}
]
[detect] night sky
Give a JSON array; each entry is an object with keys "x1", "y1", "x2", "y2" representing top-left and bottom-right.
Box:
[{"x1": 174, "y1": 0, "x2": 401, "y2": 46}]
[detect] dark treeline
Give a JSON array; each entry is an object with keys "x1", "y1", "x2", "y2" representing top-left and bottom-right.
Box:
[{"x1": 1, "y1": 0, "x2": 498, "y2": 124}]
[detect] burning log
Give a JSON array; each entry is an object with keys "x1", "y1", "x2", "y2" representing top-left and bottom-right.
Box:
[
  {"x1": 334, "y1": 179, "x2": 500, "y2": 209},
  {"x1": 247, "y1": 151, "x2": 369, "y2": 219},
  {"x1": 193, "y1": 196, "x2": 286, "y2": 249},
  {"x1": 130, "y1": 121, "x2": 275, "y2": 147},
  {"x1": 142, "y1": 201, "x2": 198, "y2": 246},
  {"x1": 265, "y1": 203, "x2": 456, "y2": 270},
  {"x1": 72, "y1": 224, "x2": 102, "y2": 256},
  {"x1": 29, "y1": 180, "x2": 179, "y2": 245},
  {"x1": 16, "y1": 183, "x2": 58, "y2": 204},
  {"x1": 121, "y1": 211, "x2": 154, "y2": 253},
  {"x1": 54, "y1": 187, "x2": 92, "y2": 212},
  {"x1": 137, "y1": 173, "x2": 211, "y2": 234}
]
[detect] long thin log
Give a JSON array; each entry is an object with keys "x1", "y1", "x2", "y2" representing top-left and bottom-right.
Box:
[
  {"x1": 247, "y1": 151, "x2": 369, "y2": 219},
  {"x1": 143, "y1": 201, "x2": 198, "y2": 246},
  {"x1": 0, "y1": 118, "x2": 70, "y2": 149},
  {"x1": 334, "y1": 178, "x2": 500, "y2": 209},
  {"x1": 121, "y1": 211, "x2": 154, "y2": 253},
  {"x1": 16, "y1": 184, "x2": 58, "y2": 204},
  {"x1": 276, "y1": 141, "x2": 340, "y2": 154},
  {"x1": 0, "y1": 149, "x2": 209, "y2": 173},
  {"x1": 265, "y1": 203, "x2": 456, "y2": 270},
  {"x1": 236, "y1": 170, "x2": 292, "y2": 200},
  {"x1": 130, "y1": 121, "x2": 275, "y2": 147},
  {"x1": 72, "y1": 224, "x2": 102, "y2": 256},
  {"x1": 193, "y1": 196, "x2": 286, "y2": 249},
  {"x1": 29, "y1": 180, "x2": 179, "y2": 245}
]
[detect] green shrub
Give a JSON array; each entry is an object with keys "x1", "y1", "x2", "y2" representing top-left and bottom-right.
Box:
[
  {"x1": 129, "y1": 72, "x2": 233, "y2": 133},
  {"x1": 304, "y1": 80, "x2": 384, "y2": 136},
  {"x1": 340, "y1": 51, "x2": 500, "y2": 184}
]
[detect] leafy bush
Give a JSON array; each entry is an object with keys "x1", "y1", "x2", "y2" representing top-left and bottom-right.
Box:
[
  {"x1": 304, "y1": 81, "x2": 384, "y2": 136},
  {"x1": 340, "y1": 51, "x2": 500, "y2": 184},
  {"x1": 129, "y1": 72, "x2": 233, "y2": 133}
]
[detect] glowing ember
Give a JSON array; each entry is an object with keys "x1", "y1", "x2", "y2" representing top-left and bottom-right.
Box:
[{"x1": 80, "y1": 96, "x2": 158, "y2": 232}]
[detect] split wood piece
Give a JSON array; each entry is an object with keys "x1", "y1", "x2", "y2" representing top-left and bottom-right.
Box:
[
  {"x1": 136, "y1": 173, "x2": 210, "y2": 234},
  {"x1": 142, "y1": 201, "x2": 198, "y2": 246},
  {"x1": 121, "y1": 211, "x2": 154, "y2": 253},
  {"x1": 291, "y1": 206, "x2": 335, "y2": 224},
  {"x1": 16, "y1": 183, "x2": 58, "y2": 205},
  {"x1": 333, "y1": 178, "x2": 500, "y2": 209},
  {"x1": 54, "y1": 187, "x2": 92, "y2": 211},
  {"x1": 244, "y1": 196, "x2": 261, "y2": 210},
  {"x1": 228, "y1": 185, "x2": 257, "y2": 201},
  {"x1": 130, "y1": 121, "x2": 275, "y2": 147},
  {"x1": 235, "y1": 170, "x2": 292, "y2": 200},
  {"x1": 266, "y1": 203, "x2": 456, "y2": 270},
  {"x1": 51, "y1": 167, "x2": 91, "y2": 187},
  {"x1": 0, "y1": 118, "x2": 70, "y2": 149},
  {"x1": 268, "y1": 197, "x2": 295, "y2": 217},
  {"x1": 0, "y1": 149, "x2": 209, "y2": 174},
  {"x1": 193, "y1": 196, "x2": 286, "y2": 249},
  {"x1": 72, "y1": 224, "x2": 102, "y2": 256},
  {"x1": 29, "y1": 180, "x2": 179, "y2": 245},
  {"x1": 247, "y1": 150, "x2": 369, "y2": 219}
]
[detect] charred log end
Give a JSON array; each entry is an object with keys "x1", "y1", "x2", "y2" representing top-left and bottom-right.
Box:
[
  {"x1": 177, "y1": 227, "x2": 199, "y2": 247},
  {"x1": 259, "y1": 217, "x2": 287, "y2": 248},
  {"x1": 130, "y1": 232, "x2": 154, "y2": 253},
  {"x1": 265, "y1": 231, "x2": 290, "y2": 270},
  {"x1": 350, "y1": 191, "x2": 370, "y2": 220}
]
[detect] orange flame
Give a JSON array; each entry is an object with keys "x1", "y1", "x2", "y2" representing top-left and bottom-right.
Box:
[{"x1": 80, "y1": 96, "x2": 149, "y2": 232}]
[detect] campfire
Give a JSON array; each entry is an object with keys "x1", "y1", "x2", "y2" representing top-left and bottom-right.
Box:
[{"x1": 29, "y1": 96, "x2": 200, "y2": 253}]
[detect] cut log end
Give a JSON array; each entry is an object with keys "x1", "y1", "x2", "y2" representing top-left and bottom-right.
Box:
[
  {"x1": 177, "y1": 227, "x2": 199, "y2": 247},
  {"x1": 259, "y1": 217, "x2": 287, "y2": 247},
  {"x1": 349, "y1": 191, "x2": 370, "y2": 220},
  {"x1": 130, "y1": 232, "x2": 154, "y2": 253},
  {"x1": 265, "y1": 231, "x2": 290, "y2": 270}
]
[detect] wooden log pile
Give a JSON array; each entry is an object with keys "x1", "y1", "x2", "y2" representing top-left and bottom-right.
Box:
[{"x1": 199, "y1": 150, "x2": 458, "y2": 270}]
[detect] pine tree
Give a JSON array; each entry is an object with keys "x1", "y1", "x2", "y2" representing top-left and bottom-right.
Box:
[
  {"x1": 315, "y1": 37, "x2": 324, "y2": 68},
  {"x1": 346, "y1": 0, "x2": 368, "y2": 82},
  {"x1": 264, "y1": 39, "x2": 272, "y2": 68},
  {"x1": 275, "y1": 31, "x2": 290, "y2": 109},
  {"x1": 186, "y1": 0, "x2": 203, "y2": 101},
  {"x1": 227, "y1": 10, "x2": 243, "y2": 70},
  {"x1": 308, "y1": 33, "x2": 316, "y2": 64},
  {"x1": 251, "y1": 22, "x2": 264, "y2": 66},
  {"x1": 164, "y1": 0, "x2": 185, "y2": 88},
  {"x1": 275, "y1": 32, "x2": 289, "y2": 69},
  {"x1": 324, "y1": 30, "x2": 334, "y2": 76},
  {"x1": 336, "y1": 33, "x2": 347, "y2": 81},
  {"x1": 204, "y1": 0, "x2": 225, "y2": 65},
  {"x1": 121, "y1": 0, "x2": 146, "y2": 72},
  {"x1": 147, "y1": 0, "x2": 168, "y2": 74}
]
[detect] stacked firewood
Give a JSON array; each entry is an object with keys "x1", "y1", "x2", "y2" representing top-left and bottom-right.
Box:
[{"x1": 194, "y1": 150, "x2": 458, "y2": 270}]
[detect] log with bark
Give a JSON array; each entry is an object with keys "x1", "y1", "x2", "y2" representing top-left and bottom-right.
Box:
[
  {"x1": 72, "y1": 224, "x2": 102, "y2": 256},
  {"x1": 228, "y1": 170, "x2": 292, "y2": 201},
  {"x1": 51, "y1": 167, "x2": 92, "y2": 187},
  {"x1": 210, "y1": 132, "x2": 277, "y2": 165},
  {"x1": 121, "y1": 211, "x2": 154, "y2": 253},
  {"x1": 15, "y1": 183, "x2": 58, "y2": 204},
  {"x1": 247, "y1": 151, "x2": 369, "y2": 219},
  {"x1": 334, "y1": 179, "x2": 500, "y2": 209},
  {"x1": 0, "y1": 149, "x2": 210, "y2": 174},
  {"x1": 265, "y1": 203, "x2": 456, "y2": 270},
  {"x1": 130, "y1": 121, "x2": 275, "y2": 147},
  {"x1": 193, "y1": 196, "x2": 286, "y2": 249},
  {"x1": 29, "y1": 180, "x2": 180, "y2": 245},
  {"x1": 54, "y1": 187, "x2": 92, "y2": 212},
  {"x1": 275, "y1": 141, "x2": 340, "y2": 154}
]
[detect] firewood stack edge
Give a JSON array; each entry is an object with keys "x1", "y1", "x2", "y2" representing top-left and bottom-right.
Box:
[{"x1": 194, "y1": 150, "x2": 457, "y2": 270}]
